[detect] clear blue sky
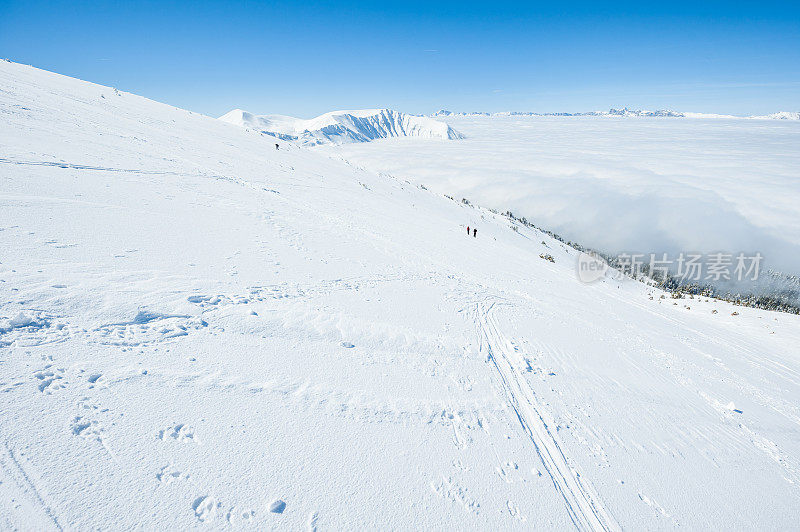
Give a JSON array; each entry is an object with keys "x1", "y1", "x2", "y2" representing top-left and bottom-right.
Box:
[{"x1": 1, "y1": 1, "x2": 798, "y2": 117}]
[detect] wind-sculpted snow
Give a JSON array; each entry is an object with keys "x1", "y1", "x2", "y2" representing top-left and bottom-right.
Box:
[
  {"x1": 220, "y1": 108, "x2": 464, "y2": 144},
  {"x1": 2, "y1": 60, "x2": 800, "y2": 529}
]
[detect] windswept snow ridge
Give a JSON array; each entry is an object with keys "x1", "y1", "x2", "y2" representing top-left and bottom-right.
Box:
[{"x1": 219, "y1": 108, "x2": 464, "y2": 144}]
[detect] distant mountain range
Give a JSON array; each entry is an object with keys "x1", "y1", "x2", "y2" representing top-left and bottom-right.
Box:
[
  {"x1": 218, "y1": 106, "x2": 796, "y2": 147},
  {"x1": 432, "y1": 108, "x2": 800, "y2": 120}
]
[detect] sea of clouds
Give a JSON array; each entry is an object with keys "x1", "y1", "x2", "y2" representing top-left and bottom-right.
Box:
[{"x1": 326, "y1": 115, "x2": 800, "y2": 298}]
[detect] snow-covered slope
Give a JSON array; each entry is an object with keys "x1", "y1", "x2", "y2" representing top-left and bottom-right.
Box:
[
  {"x1": 219, "y1": 107, "x2": 464, "y2": 144},
  {"x1": 2, "y1": 60, "x2": 800, "y2": 530}
]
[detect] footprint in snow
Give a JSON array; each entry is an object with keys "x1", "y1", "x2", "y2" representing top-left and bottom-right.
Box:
[
  {"x1": 726, "y1": 401, "x2": 743, "y2": 414},
  {"x1": 192, "y1": 496, "x2": 219, "y2": 522},
  {"x1": 269, "y1": 499, "x2": 286, "y2": 514},
  {"x1": 340, "y1": 342, "x2": 355, "y2": 349},
  {"x1": 158, "y1": 424, "x2": 198, "y2": 443},
  {"x1": 225, "y1": 507, "x2": 256, "y2": 525},
  {"x1": 156, "y1": 464, "x2": 188, "y2": 484},
  {"x1": 34, "y1": 365, "x2": 66, "y2": 393},
  {"x1": 308, "y1": 511, "x2": 319, "y2": 531}
]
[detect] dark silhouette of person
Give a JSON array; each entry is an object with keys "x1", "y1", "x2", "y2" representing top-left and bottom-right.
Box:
[
  {"x1": 467, "y1": 226, "x2": 470, "y2": 235},
  {"x1": 275, "y1": 143, "x2": 280, "y2": 150},
  {"x1": 473, "y1": 228, "x2": 477, "y2": 238}
]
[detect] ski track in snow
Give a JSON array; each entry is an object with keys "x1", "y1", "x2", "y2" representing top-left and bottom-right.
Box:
[
  {"x1": 0, "y1": 443, "x2": 62, "y2": 530},
  {"x1": 476, "y1": 300, "x2": 619, "y2": 532}
]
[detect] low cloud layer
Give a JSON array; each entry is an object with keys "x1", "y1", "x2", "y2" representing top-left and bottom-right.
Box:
[{"x1": 329, "y1": 116, "x2": 800, "y2": 292}]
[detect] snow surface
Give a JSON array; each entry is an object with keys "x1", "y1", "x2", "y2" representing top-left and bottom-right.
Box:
[
  {"x1": 325, "y1": 114, "x2": 800, "y2": 287},
  {"x1": 2, "y1": 60, "x2": 800, "y2": 529},
  {"x1": 219, "y1": 108, "x2": 463, "y2": 145}
]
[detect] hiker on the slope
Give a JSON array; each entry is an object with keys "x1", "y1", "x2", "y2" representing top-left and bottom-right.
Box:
[
  {"x1": 467, "y1": 226, "x2": 470, "y2": 235},
  {"x1": 473, "y1": 228, "x2": 477, "y2": 238}
]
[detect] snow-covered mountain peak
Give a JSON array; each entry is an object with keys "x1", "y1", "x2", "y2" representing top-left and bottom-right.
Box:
[
  {"x1": 219, "y1": 107, "x2": 464, "y2": 144},
  {"x1": 751, "y1": 111, "x2": 800, "y2": 120},
  {"x1": 219, "y1": 108, "x2": 254, "y2": 122}
]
